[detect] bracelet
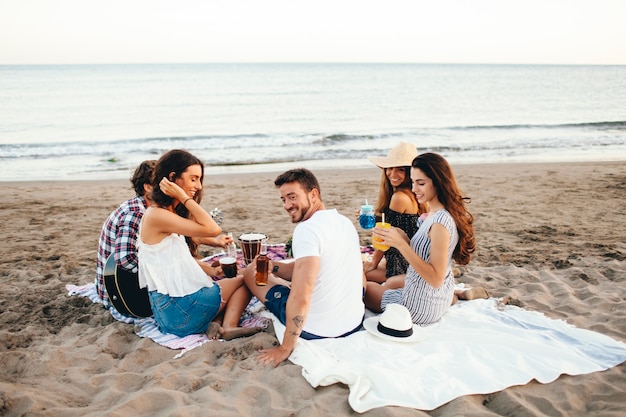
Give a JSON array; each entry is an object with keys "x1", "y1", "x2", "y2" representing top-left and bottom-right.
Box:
[{"x1": 182, "y1": 197, "x2": 193, "y2": 206}]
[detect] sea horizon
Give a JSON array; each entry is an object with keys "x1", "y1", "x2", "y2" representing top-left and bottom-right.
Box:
[{"x1": 2, "y1": 63, "x2": 625, "y2": 181}]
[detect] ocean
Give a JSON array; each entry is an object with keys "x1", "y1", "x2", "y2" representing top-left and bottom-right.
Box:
[{"x1": 1, "y1": 63, "x2": 625, "y2": 181}]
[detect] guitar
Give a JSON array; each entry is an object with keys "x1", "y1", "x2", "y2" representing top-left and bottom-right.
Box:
[{"x1": 103, "y1": 254, "x2": 153, "y2": 318}]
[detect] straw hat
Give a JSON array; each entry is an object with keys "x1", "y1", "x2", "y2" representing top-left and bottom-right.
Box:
[
  {"x1": 363, "y1": 304, "x2": 422, "y2": 343},
  {"x1": 368, "y1": 142, "x2": 418, "y2": 168}
]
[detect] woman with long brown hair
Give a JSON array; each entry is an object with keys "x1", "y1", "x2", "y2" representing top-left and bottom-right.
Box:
[
  {"x1": 365, "y1": 152, "x2": 477, "y2": 325},
  {"x1": 138, "y1": 149, "x2": 261, "y2": 339}
]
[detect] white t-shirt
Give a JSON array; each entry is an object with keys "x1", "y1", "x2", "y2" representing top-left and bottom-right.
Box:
[{"x1": 292, "y1": 209, "x2": 365, "y2": 337}]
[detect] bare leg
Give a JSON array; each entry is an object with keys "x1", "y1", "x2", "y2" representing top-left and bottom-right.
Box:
[
  {"x1": 383, "y1": 274, "x2": 406, "y2": 289},
  {"x1": 221, "y1": 286, "x2": 251, "y2": 328},
  {"x1": 212, "y1": 276, "x2": 264, "y2": 340},
  {"x1": 364, "y1": 281, "x2": 386, "y2": 313},
  {"x1": 220, "y1": 286, "x2": 264, "y2": 340},
  {"x1": 455, "y1": 287, "x2": 489, "y2": 300},
  {"x1": 365, "y1": 267, "x2": 388, "y2": 284}
]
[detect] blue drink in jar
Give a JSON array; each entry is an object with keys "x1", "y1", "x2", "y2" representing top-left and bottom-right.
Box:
[{"x1": 359, "y1": 203, "x2": 376, "y2": 229}]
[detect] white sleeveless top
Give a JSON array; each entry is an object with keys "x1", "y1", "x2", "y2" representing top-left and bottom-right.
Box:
[{"x1": 138, "y1": 233, "x2": 214, "y2": 297}]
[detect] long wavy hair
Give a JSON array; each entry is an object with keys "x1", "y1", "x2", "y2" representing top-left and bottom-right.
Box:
[
  {"x1": 374, "y1": 166, "x2": 427, "y2": 216},
  {"x1": 412, "y1": 153, "x2": 475, "y2": 265},
  {"x1": 150, "y1": 149, "x2": 205, "y2": 257}
]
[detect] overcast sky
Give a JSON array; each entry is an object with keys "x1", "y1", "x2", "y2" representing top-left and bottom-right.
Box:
[{"x1": 1, "y1": 0, "x2": 625, "y2": 65}]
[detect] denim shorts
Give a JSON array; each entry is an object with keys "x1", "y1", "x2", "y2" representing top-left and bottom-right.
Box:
[
  {"x1": 264, "y1": 285, "x2": 363, "y2": 340},
  {"x1": 148, "y1": 285, "x2": 222, "y2": 337}
]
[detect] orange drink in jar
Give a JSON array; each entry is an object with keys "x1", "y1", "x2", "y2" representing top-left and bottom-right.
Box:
[{"x1": 372, "y1": 222, "x2": 391, "y2": 251}]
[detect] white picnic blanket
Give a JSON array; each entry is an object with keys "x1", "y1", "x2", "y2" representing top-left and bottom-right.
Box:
[{"x1": 266, "y1": 298, "x2": 626, "y2": 412}]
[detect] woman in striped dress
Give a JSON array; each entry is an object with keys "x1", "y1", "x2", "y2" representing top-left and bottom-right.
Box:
[{"x1": 364, "y1": 153, "x2": 476, "y2": 325}]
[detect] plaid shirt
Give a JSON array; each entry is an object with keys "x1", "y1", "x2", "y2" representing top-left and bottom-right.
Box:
[{"x1": 95, "y1": 196, "x2": 147, "y2": 307}]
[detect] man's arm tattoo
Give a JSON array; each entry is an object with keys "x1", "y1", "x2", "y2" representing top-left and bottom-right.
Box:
[
  {"x1": 289, "y1": 315, "x2": 304, "y2": 335},
  {"x1": 292, "y1": 315, "x2": 304, "y2": 328}
]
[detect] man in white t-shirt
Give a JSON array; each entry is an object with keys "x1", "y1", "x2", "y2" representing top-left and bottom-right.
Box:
[{"x1": 243, "y1": 168, "x2": 365, "y2": 367}]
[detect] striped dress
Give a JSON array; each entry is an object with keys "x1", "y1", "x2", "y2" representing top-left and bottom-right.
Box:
[{"x1": 381, "y1": 209, "x2": 458, "y2": 325}]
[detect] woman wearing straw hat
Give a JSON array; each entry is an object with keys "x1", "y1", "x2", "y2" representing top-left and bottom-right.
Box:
[{"x1": 365, "y1": 142, "x2": 428, "y2": 283}]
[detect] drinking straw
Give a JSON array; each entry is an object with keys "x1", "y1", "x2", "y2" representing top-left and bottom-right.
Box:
[{"x1": 382, "y1": 213, "x2": 385, "y2": 224}]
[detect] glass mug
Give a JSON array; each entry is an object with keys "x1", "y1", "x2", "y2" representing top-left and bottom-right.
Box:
[{"x1": 219, "y1": 257, "x2": 237, "y2": 278}]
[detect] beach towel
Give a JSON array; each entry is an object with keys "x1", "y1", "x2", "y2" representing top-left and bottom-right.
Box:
[
  {"x1": 265, "y1": 297, "x2": 626, "y2": 412},
  {"x1": 66, "y1": 282, "x2": 270, "y2": 358}
]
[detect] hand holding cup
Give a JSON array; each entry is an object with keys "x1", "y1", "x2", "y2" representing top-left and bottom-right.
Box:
[
  {"x1": 372, "y1": 222, "x2": 391, "y2": 251},
  {"x1": 372, "y1": 224, "x2": 409, "y2": 251}
]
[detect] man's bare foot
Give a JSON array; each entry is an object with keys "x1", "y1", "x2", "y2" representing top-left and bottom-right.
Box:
[
  {"x1": 455, "y1": 287, "x2": 489, "y2": 300},
  {"x1": 220, "y1": 326, "x2": 265, "y2": 341}
]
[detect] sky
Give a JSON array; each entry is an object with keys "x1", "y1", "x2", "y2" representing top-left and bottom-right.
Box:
[{"x1": 1, "y1": 0, "x2": 625, "y2": 65}]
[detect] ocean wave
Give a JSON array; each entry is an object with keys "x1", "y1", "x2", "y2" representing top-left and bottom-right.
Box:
[
  {"x1": 568, "y1": 120, "x2": 626, "y2": 129},
  {"x1": 448, "y1": 120, "x2": 626, "y2": 131},
  {"x1": 0, "y1": 133, "x2": 292, "y2": 159},
  {"x1": 1, "y1": 124, "x2": 624, "y2": 162},
  {"x1": 315, "y1": 134, "x2": 376, "y2": 144}
]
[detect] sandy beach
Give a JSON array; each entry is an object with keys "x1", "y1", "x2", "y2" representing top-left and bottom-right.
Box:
[{"x1": 1, "y1": 160, "x2": 625, "y2": 416}]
